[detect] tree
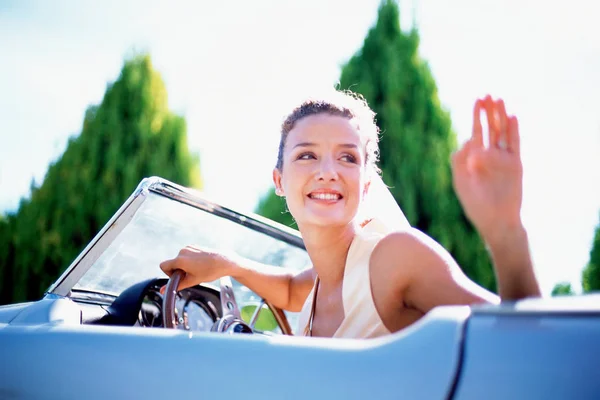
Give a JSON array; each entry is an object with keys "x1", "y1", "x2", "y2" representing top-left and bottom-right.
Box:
[
  {"x1": 0, "y1": 215, "x2": 16, "y2": 304},
  {"x1": 338, "y1": 0, "x2": 495, "y2": 290},
  {"x1": 551, "y1": 282, "x2": 573, "y2": 296},
  {"x1": 257, "y1": 0, "x2": 495, "y2": 290},
  {"x1": 0, "y1": 54, "x2": 201, "y2": 304},
  {"x1": 255, "y1": 190, "x2": 296, "y2": 229},
  {"x1": 582, "y1": 214, "x2": 600, "y2": 293}
]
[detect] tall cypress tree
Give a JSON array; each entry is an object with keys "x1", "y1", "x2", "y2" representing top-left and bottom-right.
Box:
[
  {"x1": 256, "y1": 0, "x2": 495, "y2": 290},
  {"x1": 0, "y1": 54, "x2": 201, "y2": 304},
  {"x1": 339, "y1": 0, "x2": 494, "y2": 290},
  {"x1": 582, "y1": 215, "x2": 600, "y2": 292},
  {"x1": 0, "y1": 215, "x2": 16, "y2": 304}
]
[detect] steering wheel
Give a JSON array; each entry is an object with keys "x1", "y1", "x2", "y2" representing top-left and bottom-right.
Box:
[{"x1": 162, "y1": 269, "x2": 293, "y2": 335}]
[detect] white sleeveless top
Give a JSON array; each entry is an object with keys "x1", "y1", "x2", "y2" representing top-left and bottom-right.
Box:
[{"x1": 297, "y1": 219, "x2": 392, "y2": 339}]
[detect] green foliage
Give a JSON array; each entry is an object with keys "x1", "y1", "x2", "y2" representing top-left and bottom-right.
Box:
[
  {"x1": 582, "y1": 214, "x2": 600, "y2": 293},
  {"x1": 338, "y1": 0, "x2": 494, "y2": 290},
  {"x1": 0, "y1": 216, "x2": 16, "y2": 304},
  {"x1": 240, "y1": 303, "x2": 278, "y2": 332},
  {"x1": 255, "y1": 189, "x2": 296, "y2": 229},
  {"x1": 257, "y1": 0, "x2": 495, "y2": 290},
  {"x1": 551, "y1": 282, "x2": 573, "y2": 296},
  {"x1": 0, "y1": 54, "x2": 201, "y2": 304}
]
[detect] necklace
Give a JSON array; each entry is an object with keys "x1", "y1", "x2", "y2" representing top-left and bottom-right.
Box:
[{"x1": 303, "y1": 276, "x2": 320, "y2": 337}]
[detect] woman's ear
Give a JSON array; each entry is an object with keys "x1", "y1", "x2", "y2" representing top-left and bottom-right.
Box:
[{"x1": 273, "y1": 168, "x2": 284, "y2": 197}]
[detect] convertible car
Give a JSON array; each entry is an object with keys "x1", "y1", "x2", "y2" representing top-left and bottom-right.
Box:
[{"x1": 1, "y1": 177, "x2": 599, "y2": 399}]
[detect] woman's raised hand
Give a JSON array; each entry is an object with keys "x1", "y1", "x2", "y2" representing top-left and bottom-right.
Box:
[
  {"x1": 160, "y1": 246, "x2": 234, "y2": 291},
  {"x1": 452, "y1": 95, "x2": 524, "y2": 246}
]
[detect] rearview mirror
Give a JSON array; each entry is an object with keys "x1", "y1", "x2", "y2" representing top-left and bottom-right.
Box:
[{"x1": 240, "y1": 303, "x2": 278, "y2": 332}]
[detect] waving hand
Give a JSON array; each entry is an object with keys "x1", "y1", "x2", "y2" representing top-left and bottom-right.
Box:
[{"x1": 452, "y1": 95, "x2": 524, "y2": 244}]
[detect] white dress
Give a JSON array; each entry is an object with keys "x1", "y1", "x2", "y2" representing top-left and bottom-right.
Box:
[{"x1": 297, "y1": 219, "x2": 392, "y2": 339}]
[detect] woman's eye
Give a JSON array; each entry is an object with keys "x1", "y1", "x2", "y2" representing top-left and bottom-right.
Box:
[
  {"x1": 341, "y1": 154, "x2": 357, "y2": 163},
  {"x1": 297, "y1": 153, "x2": 315, "y2": 160}
]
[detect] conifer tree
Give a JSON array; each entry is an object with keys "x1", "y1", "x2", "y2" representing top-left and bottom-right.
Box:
[
  {"x1": 256, "y1": 0, "x2": 495, "y2": 290},
  {"x1": 582, "y1": 215, "x2": 600, "y2": 292},
  {"x1": 0, "y1": 54, "x2": 201, "y2": 303}
]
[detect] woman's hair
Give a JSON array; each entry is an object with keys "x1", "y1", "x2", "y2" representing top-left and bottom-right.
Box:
[{"x1": 276, "y1": 90, "x2": 381, "y2": 174}]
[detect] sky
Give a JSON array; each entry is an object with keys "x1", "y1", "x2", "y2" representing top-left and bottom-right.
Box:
[{"x1": 1, "y1": 0, "x2": 599, "y2": 295}]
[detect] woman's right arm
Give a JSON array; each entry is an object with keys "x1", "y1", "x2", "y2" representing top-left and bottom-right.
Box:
[
  {"x1": 231, "y1": 260, "x2": 315, "y2": 312},
  {"x1": 160, "y1": 246, "x2": 315, "y2": 312}
]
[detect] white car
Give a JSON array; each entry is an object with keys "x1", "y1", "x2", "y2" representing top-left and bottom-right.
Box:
[{"x1": 1, "y1": 177, "x2": 598, "y2": 400}]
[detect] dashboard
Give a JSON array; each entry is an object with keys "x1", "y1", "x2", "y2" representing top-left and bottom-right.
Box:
[
  {"x1": 137, "y1": 282, "x2": 221, "y2": 330},
  {"x1": 83, "y1": 278, "x2": 224, "y2": 331}
]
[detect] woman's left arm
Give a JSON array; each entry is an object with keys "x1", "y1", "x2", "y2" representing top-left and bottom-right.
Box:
[
  {"x1": 375, "y1": 96, "x2": 541, "y2": 313},
  {"x1": 451, "y1": 95, "x2": 541, "y2": 300}
]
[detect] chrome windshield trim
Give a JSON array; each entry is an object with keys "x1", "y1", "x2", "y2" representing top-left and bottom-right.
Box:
[
  {"x1": 47, "y1": 179, "x2": 152, "y2": 296},
  {"x1": 47, "y1": 176, "x2": 306, "y2": 297},
  {"x1": 43, "y1": 292, "x2": 66, "y2": 300}
]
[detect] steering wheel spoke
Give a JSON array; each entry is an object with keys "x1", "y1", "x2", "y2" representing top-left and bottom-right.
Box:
[
  {"x1": 248, "y1": 299, "x2": 266, "y2": 330},
  {"x1": 219, "y1": 276, "x2": 241, "y2": 319}
]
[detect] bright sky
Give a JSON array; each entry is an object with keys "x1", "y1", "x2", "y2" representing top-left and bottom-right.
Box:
[{"x1": 1, "y1": 0, "x2": 599, "y2": 295}]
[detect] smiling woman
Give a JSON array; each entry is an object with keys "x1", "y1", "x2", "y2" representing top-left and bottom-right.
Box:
[
  {"x1": 276, "y1": 114, "x2": 367, "y2": 229},
  {"x1": 160, "y1": 89, "x2": 541, "y2": 338}
]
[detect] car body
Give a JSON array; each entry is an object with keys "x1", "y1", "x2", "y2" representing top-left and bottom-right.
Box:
[{"x1": 1, "y1": 177, "x2": 599, "y2": 400}]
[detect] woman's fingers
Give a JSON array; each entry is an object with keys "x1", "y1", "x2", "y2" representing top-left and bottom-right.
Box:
[
  {"x1": 176, "y1": 274, "x2": 196, "y2": 292},
  {"x1": 507, "y1": 115, "x2": 521, "y2": 154},
  {"x1": 483, "y1": 95, "x2": 498, "y2": 149},
  {"x1": 159, "y1": 258, "x2": 178, "y2": 276},
  {"x1": 472, "y1": 99, "x2": 484, "y2": 147},
  {"x1": 159, "y1": 276, "x2": 194, "y2": 294},
  {"x1": 496, "y1": 99, "x2": 508, "y2": 151},
  {"x1": 479, "y1": 95, "x2": 516, "y2": 152},
  {"x1": 159, "y1": 258, "x2": 193, "y2": 293}
]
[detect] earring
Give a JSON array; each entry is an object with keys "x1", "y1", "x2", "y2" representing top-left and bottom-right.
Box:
[{"x1": 276, "y1": 188, "x2": 283, "y2": 196}]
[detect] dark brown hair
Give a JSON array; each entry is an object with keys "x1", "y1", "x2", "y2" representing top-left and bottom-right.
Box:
[{"x1": 276, "y1": 90, "x2": 380, "y2": 174}]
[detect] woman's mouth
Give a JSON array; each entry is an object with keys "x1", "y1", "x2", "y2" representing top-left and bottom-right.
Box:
[{"x1": 307, "y1": 191, "x2": 343, "y2": 202}]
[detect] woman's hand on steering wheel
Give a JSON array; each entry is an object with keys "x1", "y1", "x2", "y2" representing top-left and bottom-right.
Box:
[{"x1": 160, "y1": 245, "x2": 234, "y2": 291}]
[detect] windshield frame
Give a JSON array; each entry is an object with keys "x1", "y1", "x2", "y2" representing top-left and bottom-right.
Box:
[{"x1": 46, "y1": 176, "x2": 305, "y2": 297}]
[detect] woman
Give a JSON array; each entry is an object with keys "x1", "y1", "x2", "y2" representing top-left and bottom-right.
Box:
[{"x1": 160, "y1": 90, "x2": 541, "y2": 338}]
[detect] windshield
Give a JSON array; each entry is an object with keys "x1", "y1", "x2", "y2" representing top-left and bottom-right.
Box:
[{"x1": 74, "y1": 191, "x2": 310, "y2": 304}]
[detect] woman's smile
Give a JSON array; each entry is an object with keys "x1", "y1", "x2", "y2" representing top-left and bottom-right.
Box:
[{"x1": 307, "y1": 189, "x2": 344, "y2": 204}]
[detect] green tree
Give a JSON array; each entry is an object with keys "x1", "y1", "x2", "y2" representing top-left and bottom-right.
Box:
[
  {"x1": 0, "y1": 54, "x2": 201, "y2": 304},
  {"x1": 0, "y1": 215, "x2": 16, "y2": 304},
  {"x1": 256, "y1": 190, "x2": 295, "y2": 229},
  {"x1": 338, "y1": 0, "x2": 494, "y2": 290},
  {"x1": 551, "y1": 282, "x2": 573, "y2": 296},
  {"x1": 256, "y1": 0, "x2": 495, "y2": 290},
  {"x1": 582, "y1": 214, "x2": 600, "y2": 293}
]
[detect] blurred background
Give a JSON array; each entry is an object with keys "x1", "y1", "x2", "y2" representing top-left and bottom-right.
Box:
[{"x1": 1, "y1": 0, "x2": 599, "y2": 304}]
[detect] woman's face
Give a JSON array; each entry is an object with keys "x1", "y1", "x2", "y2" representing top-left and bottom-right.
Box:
[{"x1": 273, "y1": 114, "x2": 369, "y2": 228}]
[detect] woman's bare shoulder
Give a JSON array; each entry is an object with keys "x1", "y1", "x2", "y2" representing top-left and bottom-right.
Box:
[
  {"x1": 370, "y1": 228, "x2": 498, "y2": 310},
  {"x1": 373, "y1": 228, "x2": 454, "y2": 263},
  {"x1": 369, "y1": 228, "x2": 457, "y2": 290}
]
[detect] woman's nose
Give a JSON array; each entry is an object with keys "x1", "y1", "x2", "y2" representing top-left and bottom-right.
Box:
[{"x1": 316, "y1": 157, "x2": 338, "y2": 181}]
